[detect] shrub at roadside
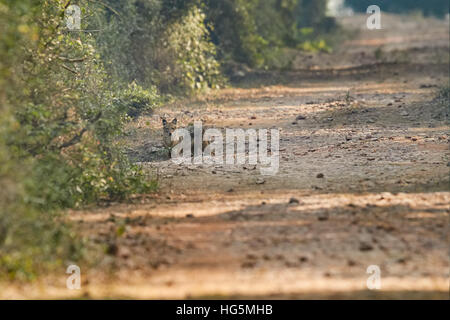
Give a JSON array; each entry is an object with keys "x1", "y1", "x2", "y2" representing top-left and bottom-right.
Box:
[{"x1": 0, "y1": 0, "x2": 156, "y2": 279}]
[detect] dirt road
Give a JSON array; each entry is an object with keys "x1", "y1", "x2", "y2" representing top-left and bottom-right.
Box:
[{"x1": 2, "y1": 14, "x2": 448, "y2": 299}]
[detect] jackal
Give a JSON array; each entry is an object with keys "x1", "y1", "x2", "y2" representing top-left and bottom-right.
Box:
[{"x1": 161, "y1": 117, "x2": 210, "y2": 158}]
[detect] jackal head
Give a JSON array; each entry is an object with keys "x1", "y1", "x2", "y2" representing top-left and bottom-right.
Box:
[{"x1": 161, "y1": 117, "x2": 178, "y2": 148}]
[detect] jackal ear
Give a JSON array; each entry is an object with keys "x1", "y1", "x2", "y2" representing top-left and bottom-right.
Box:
[
  {"x1": 161, "y1": 118, "x2": 167, "y2": 125},
  {"x1": 172, "y1": 118, "x2": 177, "y2": 125}
]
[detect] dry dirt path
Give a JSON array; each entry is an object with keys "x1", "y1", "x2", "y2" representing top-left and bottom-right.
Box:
[{"x1": 2, "y1": 14, "x2": 449, "y2": 299}]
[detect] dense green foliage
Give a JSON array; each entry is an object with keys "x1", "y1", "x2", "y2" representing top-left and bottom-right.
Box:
[
  {"x1": 206, "y1": 0, "x2": 334, "y2": 67},
  {"x1": 0, "y1": 0, "x2": 156, "y2": 278},
  {"x1": 0, "y1": 0, "x2": 81, "y2": 279},
  {"x1": 97, "y1": 0, "x2": 334, "y2": 73},
  {"x1": 13, "y1": 1, "x2": 157, "y2": 209},
  {"x1": 95, "y1": 0, "x2": 224, "y2": 94},
  {"x1": 345, "y1": 0, "x2": 449, "y2": 17},
  {"x1": 0, "y1": 0, "x2": 332, "y2": 279}
]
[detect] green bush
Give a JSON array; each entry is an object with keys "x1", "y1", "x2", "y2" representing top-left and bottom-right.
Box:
[
  {"x1": 98, "y1": 0, "x2": 334, "y2": 80},
  {"x1": 0, "y1": 0, "x2": 156, "y2": 279},
  {"x1": 206, "y1": 0, "x2": 272, "y2": 67},
  {"x1": 10, "y1": 1, "x2": 157, "y2": 209},
  {"x1": 96, "y1": 0, "x2": 223, "y2": 95},
  {"x1": 0, "y1": 0, "x2": 83, "y2": 280},
  {"x1": 115, "y1": 82, "x2": 161, "y2": 119},
  {"x1": 163, "y1": 6, "x2": 224, "y2": 93},
  {"x1": 205, "y1": 0, "x2": 335, "y2": 68}
]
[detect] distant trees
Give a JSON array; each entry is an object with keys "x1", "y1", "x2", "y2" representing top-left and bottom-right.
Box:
[{"x1": 97, "y1": 0, "x2": 334, "y2": 79}]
